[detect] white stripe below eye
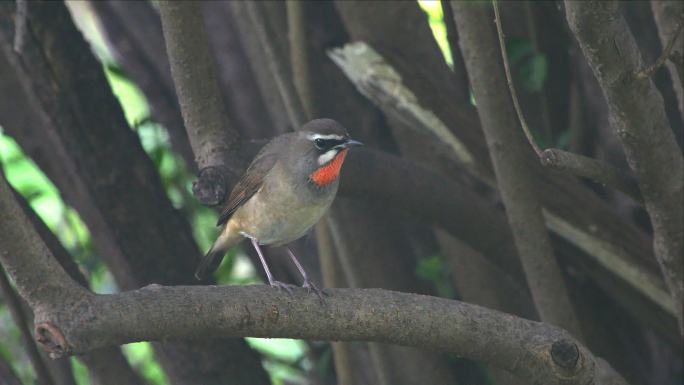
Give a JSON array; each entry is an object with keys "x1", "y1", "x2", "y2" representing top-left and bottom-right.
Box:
[
  {"x1": 307, "y1": 133, "x2": 344, "y2": 141},
  {"x1": 318, "y1": 149, "x2": 339, "y2": 165}
]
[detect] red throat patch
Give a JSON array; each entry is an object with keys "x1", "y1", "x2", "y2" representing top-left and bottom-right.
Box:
[{"x1": 310, "y1": 149, "x2": 349, "y2": 187}]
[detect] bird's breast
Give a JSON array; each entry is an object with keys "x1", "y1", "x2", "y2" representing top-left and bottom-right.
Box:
[{"x1": 229, "y1": 175, "x2": 337, "y2": 245}]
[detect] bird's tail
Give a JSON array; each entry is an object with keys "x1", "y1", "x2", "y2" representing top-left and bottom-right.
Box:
[{"x1": 194, "y1": 230, "x2": 241, "y2": 280}]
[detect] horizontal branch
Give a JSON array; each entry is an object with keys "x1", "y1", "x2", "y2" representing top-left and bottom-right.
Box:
[
  {"x1": 540, "y1": 149, "x2": 642, "y2": 202},
  {"x1": 0, "y1": 146, "x2": 624, "y2": 385},
  {"x1": 35, "y1": 284, "x2": 623, "y2": 385}
]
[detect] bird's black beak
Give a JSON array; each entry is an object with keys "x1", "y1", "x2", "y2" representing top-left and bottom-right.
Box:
[{"x1": 342, "y1": 139, "x2": 363, "y2": 148}]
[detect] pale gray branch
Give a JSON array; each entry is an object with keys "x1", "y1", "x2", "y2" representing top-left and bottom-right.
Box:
[
  {"x1": 565, "y1": 0, "x2": 684, "y2": 334},
  {"x1": 452, "y1": 1, "x2": 582, "y2": 337}
]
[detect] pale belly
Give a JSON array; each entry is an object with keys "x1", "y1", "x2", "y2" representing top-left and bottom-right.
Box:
[{"x1": 231, "y1": 188, "x2": 334, "y2": 246}]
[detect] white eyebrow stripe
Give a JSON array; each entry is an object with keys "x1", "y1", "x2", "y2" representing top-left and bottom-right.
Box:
[
  {"x1": 307, "y1": 133, "x2": 344, "y2": 141},
  {"x1": 317, "y1": 149, "x2": 339, "y2": 165}
]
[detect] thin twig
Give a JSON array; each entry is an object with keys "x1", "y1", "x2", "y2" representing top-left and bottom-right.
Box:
[
  {"x1": 492, "y1": 0, "x2": 642, "y2": 202},
  {"x1": 287, "y1": 0, "x2": 313, "y2": 120},
  {"x1": 492, "y1": 0, "x2": 541, "y2": 156},
  {"x1": 243, "y1": 1, "x2": 306, "y2": 129},
  {"x1": 13, "y1": 0, "x2": 27, "y2": 54},
  {"x1": 635, "y1": 13, "x2": 684, "y2": 79}
]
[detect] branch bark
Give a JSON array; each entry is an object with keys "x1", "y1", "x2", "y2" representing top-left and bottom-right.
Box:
[
  {"x1": 12, "y1": 188, "x2": 145, "y2": 385},
  {"x1": 158, "y1": 0, "x2": 242, "y2": 206},
  {"x1": 565, "y1": 0, "x2": 684, "y2": 334},
  {"x1": 0, "y1": 2, "x2": 269, "y2": 383},
  {"x1": 540, "y1": 149, "x2": 642, "y2": 203},
  {"x1": 0, "y1": 114, "x2": 628, "y2": 385},
  {"x1": 452, "y1": 1, "x2": 582, "y2": 337},
  {"x1": 241, "y1": 1, "x2": 306, "y2": 129},
  {"x1": 330, "y1": 2, "x2": 676, "y2": 340}
]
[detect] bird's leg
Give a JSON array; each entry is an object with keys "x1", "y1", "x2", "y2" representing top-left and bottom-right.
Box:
[
  {"x1": 286, "y1": 247, "x2": 327, "y2": 299},
  {"x1": 243, "y1": 234, "x2": 296, "y2": 294}
]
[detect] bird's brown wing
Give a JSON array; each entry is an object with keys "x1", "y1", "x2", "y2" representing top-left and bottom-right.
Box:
[{"x1": 216, "y1": 136, "x2": 287, "y2": 226}]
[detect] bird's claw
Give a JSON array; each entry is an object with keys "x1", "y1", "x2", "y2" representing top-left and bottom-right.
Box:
[
  {"x1": 303, "y1": 279, "x2": 328, "y2": 301},
  {"x1": 269, "y1": 280, "x2": 297, "y2": 295}
]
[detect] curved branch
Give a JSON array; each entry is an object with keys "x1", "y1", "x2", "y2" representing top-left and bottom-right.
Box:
[
  {"x1": 540, "y1": 149, "x2": 642, "y2": 203},
  {"x1": 0, "y1": 135, "x2": 626, "y2": 385},
  {"x1": 31, "y1": 284, "x2": 625, "y2": 385}
]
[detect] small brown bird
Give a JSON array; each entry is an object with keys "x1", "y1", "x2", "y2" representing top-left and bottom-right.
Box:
[{"x1": 194, "y1": 119, "x2": 362, "y2": 294}]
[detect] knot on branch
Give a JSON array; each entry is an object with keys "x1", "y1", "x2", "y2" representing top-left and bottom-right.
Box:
[
  {"x1": 540, "y1": 149, "x2": 563, "y2": 170},
  {"x1": 35, "y1": 322, "x2": 71, "y2": 359},
  {"x1": 550, "y1": 339, "x2": 579, "y2": 370},
  {"x1": 192, "y1": 166, "x2": 230, "y2": 206}
]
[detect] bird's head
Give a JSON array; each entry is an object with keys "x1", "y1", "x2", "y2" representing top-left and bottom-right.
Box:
[{"x1": 290, "y1": 119, "x2": 363, "y2": 187}]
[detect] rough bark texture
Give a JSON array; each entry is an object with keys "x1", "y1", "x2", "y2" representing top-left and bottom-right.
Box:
[
  {"x1": 332, "y1": 1, "x2": 676, "y2": 340},
  {"x1": 0, "y1": 2, "x2": 269, "y2": 384},
  {"x1": 540, "y1": 149, "x2": 642, "y2": 203},
  {"x1": 565, "y1": 0, "x2": 684, "y2": 333},
  {"x1": 14, "y1": 190, "x2": 145, "y2": 385},
  {"x1": 158, "y1": 1, "x2": 242, "y2": 207},
  {"x1": 1, "y1": 163, "x2": 632, "y2": 385},
  {"x1": 452, "y1": 0, "x2": 582, "y2": 338}
]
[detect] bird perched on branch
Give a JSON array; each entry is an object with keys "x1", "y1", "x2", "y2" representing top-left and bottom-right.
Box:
[{"x1": 194, "y1": 119, "x2": 362, "y2": 296}]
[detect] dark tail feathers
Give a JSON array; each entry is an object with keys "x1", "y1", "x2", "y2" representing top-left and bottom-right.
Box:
[{"x1": 194, "y1": 247, "x2": 226, "y2": 280}]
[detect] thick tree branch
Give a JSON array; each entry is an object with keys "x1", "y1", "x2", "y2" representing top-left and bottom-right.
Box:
[
  {"x1": 331, "y1": 5, "x2": 674, "y2": 344},
  {"x1": 0, "y1": 2, "x2": 270, "y2": 383},
  {"x1": 13, "y1": 189, "x2": 145, "y2": 385},
  {"x1": 565, "y1": 0, "x2": 684, "y2": 334},
  {"x1": 328, "y1": 42, "x2": 675, "y2": 338},
  {"x1": 158, "y1": 1, "x2": 241, "y2": 206},
  {"x1": 1, "y1": 148, "x2": 629, "y2": 385},
  {"x1": 26, "y1": 283, "x2": 630, "y2": 385},
  {"x1": 452, "y1": 1, "x2": 582, "y2": 337}
]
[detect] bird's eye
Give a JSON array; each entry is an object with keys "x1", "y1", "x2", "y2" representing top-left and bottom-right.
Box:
[{"x1": 314, "y1": 138, "x2": 326, "y2": 149}]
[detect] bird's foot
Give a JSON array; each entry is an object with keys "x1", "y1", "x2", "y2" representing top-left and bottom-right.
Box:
[
  {"x1": 303, "y1": 279, "x2": 328, "y2": 301},
  {"x1": 269, "y1": 280, "x2": 297, "y2": 295}
]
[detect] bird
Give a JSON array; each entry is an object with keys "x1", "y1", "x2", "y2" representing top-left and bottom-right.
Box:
[{"x1": 194, "y1": 119, "x2": 362, "y2": 296}]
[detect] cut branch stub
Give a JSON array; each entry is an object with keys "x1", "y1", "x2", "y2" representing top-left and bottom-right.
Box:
[
  {"x1": 35, "y1": 322, "x2": 70, "y2": 359},
  {"x1": 192, "y1": 165, "x2": 230, "y2": 206},
  {"x1": 551, "y1": 339, "x2": 580, "y2": 371}
]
